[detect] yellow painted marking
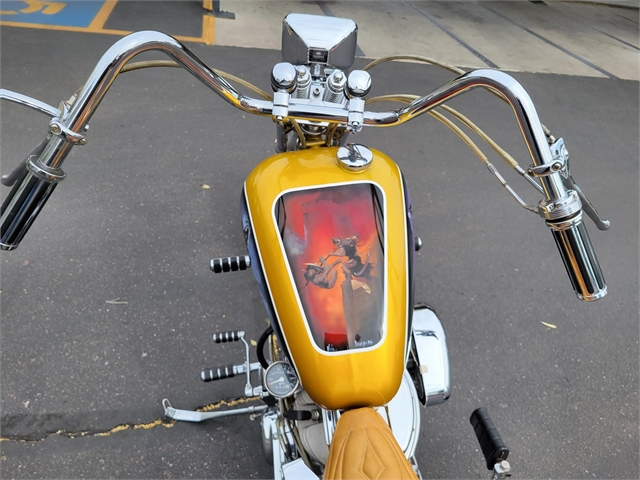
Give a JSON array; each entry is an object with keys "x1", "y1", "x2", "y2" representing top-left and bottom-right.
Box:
[
  {"x1": 1, "y1": 0, "x2": 217, "y2": 45},
  {"x1": 541, "y1": 321, "x2": 557, "y2": 329},
  {"x1": 0, "y1": 20, "x2": 208, "y2": 44},
  {"x1": 175, "y1": 33, "x2": 210, "y2": 44},
  {"x1": 203, "y1": 14, "x2": 215, "y2": 45},
  {"x1": 0, "y1": 20, "x2": 130, "y2": 35},
  {"x1": 88, "y1": 0, "x2": 118, "y2": 31},
  {"x1": 21, "y1": 0, "x2": 66, "y2": 15},
  {"x1": 203, "y1": 0, "x2": 213, "y2": 12},
  {"x1": 1, "y1": 1, "x2": 214, "y2": 45}
]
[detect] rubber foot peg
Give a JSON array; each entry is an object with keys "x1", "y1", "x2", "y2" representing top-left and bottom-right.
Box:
[
  {"x1": 212, "y1": 331, "x2": 244, "y2": 343},
  {"x1": 201, "y1": 364, "x2": 236, "y2": 382},
  {"x1": 210, "y1": 256, "x2": 250, "y2": 273},
  {"x1": 470, "y1": 407, "x2": 510, "y2": 470}
]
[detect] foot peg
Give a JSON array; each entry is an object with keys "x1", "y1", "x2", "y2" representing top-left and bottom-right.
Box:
[
  {"x1": 201, "y1": 361, "x2": 261, "y2": 382},
  {"x1": 164, "y1": 327, "x2": 267, "y2": 423},
  {"x1": 202, "y1": 329, "x2": 264, "y2": 397},
  {"x1": 210, "y1": 255, "x2": 250, "y2": 273},
  {"x1": 470, "y1": 407, "x2": 511, "y2": 479},
  {"x1": 213, "y1": 330, "x2": 244, "y2": 343}
]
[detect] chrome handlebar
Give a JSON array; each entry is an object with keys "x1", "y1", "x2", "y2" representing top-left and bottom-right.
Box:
[{"x1": 0, "y1": 31, "x2": 607, "y2": 300}]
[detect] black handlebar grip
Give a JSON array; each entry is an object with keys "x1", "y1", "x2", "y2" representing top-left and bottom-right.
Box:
[
  {"x1": 201, "y1": 364, "x2": 236, "y2": 382},
  {"x1": 212, "y1": 331, "x2": 244, "y2": 343},
  {"x1": 470, "y1": 407, "x2": 509, "y2": 470}
]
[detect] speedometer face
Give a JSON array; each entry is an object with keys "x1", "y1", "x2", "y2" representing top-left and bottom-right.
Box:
[{"x1": 264, "y1": 361, "x2": 299, "y2": 398}]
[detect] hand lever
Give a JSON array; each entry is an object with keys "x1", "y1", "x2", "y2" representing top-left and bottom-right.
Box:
[
  {"x1": 529, "y1": 138, "x2": 608, "y2": 301},
  {"x1": 561, "y1": 176, "x2": 610, "y2": 231},
  {"x1": 1, "y1": 139, "x2": 48, "y2": 187},
  {"x1": 549, "y1": 138, "x2": 610, "y2": 231},
  {"x1": 1, "y1": 137, "x2": 66, "y2": 251}
]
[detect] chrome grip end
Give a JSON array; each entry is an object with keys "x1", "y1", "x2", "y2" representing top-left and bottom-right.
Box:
[
  {"x1": 548, "y1": 213, "x2": 607, "y2": 301},
  {"x1": 1, "y1": 156, "x2": 65, "y2": 251}
]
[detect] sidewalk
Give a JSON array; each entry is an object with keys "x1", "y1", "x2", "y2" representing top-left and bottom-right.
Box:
[
  {"x1": 1, "y1": 1, "x2": 637, "y2": 79},
  {"x1": 213, "y1": 1, "x2": 639, "y2": 80}
]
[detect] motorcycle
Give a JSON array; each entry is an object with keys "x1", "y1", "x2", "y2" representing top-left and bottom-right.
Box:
[{"x1": 0, "y1": 13, "x2": 609, "y2": 480}]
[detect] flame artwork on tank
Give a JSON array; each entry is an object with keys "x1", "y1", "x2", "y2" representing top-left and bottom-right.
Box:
[{"x1": 276, "y1": 183, "x2": 385, "y2": 352}]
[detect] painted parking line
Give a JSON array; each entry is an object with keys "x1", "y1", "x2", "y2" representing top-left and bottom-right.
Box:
[
  {"x1": 0, "y1": 0, "x2": 108, "y2": 27},
  {"x1": 406, "y1": 1, "x2": 499, "y2": 69},
  {"x1": 479, "y1": 2, "x2": 619, "y2": 79},
  {"x1": 0, "y1": 0, "x2": 215, "y2": 44}
]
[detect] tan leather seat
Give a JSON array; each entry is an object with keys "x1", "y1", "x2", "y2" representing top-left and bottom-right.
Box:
[{"x1": 324, "y1": 407, "x2": 418, "y2": 480}]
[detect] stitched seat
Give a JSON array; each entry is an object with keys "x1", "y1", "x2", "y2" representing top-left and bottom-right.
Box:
[{"x1": 324, "y1": 407, "x2": 417, "y2": 480}]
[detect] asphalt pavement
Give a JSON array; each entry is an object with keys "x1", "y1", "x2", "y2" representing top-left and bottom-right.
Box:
[{"x1": 1, "y1": 1, "x2": 638, "y2": 479}]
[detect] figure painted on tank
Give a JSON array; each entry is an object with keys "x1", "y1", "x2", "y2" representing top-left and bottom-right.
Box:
[
  {"x1": 326, "y1": 236, "x2": 373, "y2": 280},
  {"x1": 303, "y1": 257, "x2": 342, "y2": 289}
]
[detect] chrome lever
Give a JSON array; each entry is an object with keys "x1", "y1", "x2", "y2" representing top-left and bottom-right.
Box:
[
  {"x1": 550, "y1": 138, "x2": 610, "y2": 231},
  {"x1": 561, "y1": 175, "x2": 610, "y2": 231}
]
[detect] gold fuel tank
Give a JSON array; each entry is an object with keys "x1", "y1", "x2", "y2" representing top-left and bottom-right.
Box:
[{"x1": 243, "y1": 146, "x2": 411, "y2": 410}]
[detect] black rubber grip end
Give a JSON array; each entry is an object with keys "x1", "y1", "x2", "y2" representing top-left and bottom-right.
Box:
[
  {"x1": 201, "y1": 364, "x2": 236, "y2": 382},
  {"x1": 213, "y1": 331, "x2": 243, "y2": 343},
  {"x1": 212, "y1": 259, "x2": 222, "y2": 273},
  {"x1": 470, "y1": 407, "x2": 509, "y2": 470}
]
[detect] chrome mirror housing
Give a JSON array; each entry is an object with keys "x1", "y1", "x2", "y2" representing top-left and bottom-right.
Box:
[{"x1": 282, "y1": 13, "x2": 357, "y2": 70}]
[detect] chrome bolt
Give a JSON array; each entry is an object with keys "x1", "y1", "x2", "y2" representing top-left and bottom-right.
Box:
[
  {"x1": 82, "y1": 124, "x2": 90, "y2": 133},
  {"x1": 50, "y1": 123, "x2": 61, "y2": 135},
  {"x1": 313, "y1": 87, "x2": 321, "y2": 96},
  {"x1": 78, "y1": 138, "x2": 87, "y2": 146},
  {"x1": 551, "y1": 162, "x2": 563, "y2": 171},
  {"x1": 493, "y1": 460, "x2": 511, "y2": 479}
]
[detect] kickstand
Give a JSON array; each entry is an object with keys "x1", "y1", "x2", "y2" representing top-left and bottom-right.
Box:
[{"x1": 162, "y1": 398, "x2": 268, "y2": 423}]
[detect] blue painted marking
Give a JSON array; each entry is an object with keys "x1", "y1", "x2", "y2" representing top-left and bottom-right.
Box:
[{"x1": 0, "y1": 1, "x2": 106, "y2": 28}]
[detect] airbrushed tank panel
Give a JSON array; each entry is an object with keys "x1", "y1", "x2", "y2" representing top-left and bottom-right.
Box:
[{"x1": 244, "y1": 147, "x2": 410, "y2": 410}]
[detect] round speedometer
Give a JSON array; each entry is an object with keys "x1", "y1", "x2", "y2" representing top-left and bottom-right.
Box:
[{"x1": 264, "y1": 361, "x2": 299, "y2": 398}]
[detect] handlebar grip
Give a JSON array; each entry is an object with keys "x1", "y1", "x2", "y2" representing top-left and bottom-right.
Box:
[
  {"x1": 548, "y1": 213, "x2": 606, "y2": 301},
  {"x1": 470, "y1": 407, "x2": 509, "y2": 470},
  {"x1": 212, "y1": 331, "x2": 245, "y2": 343},
  {"x1": 1, "y1": 158, "x2": 65, "y2": 251},
  {"x1": 201, "y1": 364, "x2": 236, "y2": 382}
]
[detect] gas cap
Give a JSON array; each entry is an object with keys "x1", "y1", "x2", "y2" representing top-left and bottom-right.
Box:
[{"x1": 337, "y1": 144, "x2": 373, "y2": 172}]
